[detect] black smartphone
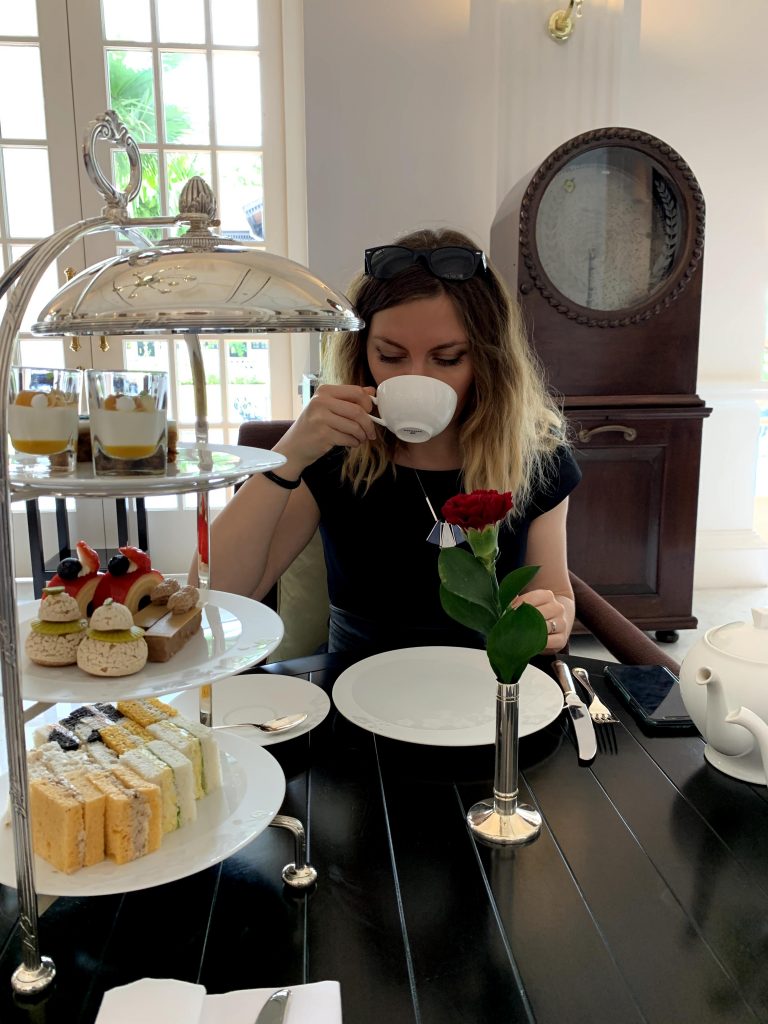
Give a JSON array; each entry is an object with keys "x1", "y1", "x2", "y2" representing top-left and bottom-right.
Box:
[{"x1": 602, "y1": 663, "x2": 695, "y2": 732}]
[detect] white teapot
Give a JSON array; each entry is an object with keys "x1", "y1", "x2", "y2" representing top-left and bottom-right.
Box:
[{"x1": 679, "y1": 608, "x2": 768, "y2": 785}]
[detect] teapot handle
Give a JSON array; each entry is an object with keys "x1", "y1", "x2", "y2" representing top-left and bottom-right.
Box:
[{"x1": 726, "y1": 706, "x2": 768, "y2": 785}]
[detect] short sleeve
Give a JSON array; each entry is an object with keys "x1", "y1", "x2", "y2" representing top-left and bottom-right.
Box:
[
  {"x1": 527, "y1": 445, "x2": 582, "y2": 518},
  {"x1": 300, "y1": 448, "x2": 345, "y2": 509}
]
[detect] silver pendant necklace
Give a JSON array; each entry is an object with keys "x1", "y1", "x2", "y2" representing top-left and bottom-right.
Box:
[{"x1": 412, "y1": 468, "x2": 465, "y2": 548}]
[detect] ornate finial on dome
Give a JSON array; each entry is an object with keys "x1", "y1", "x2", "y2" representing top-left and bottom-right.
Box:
[{"x1": 179, "y1": 177, "x2": 217, "y2": 220}]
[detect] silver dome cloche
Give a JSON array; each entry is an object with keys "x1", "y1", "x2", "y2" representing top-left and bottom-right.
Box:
[{"x1": 33, "y1": 175, "x2": 363, "y2": 337}]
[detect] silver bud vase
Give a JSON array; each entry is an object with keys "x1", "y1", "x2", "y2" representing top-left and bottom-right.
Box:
[{"x1": 466, "y1": 677, "x2": 542, "y2": 845}]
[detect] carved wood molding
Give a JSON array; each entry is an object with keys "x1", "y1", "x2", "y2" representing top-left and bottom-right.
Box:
[{"x1": 518, "y1": 127, "x2": 706, "y2": 328}]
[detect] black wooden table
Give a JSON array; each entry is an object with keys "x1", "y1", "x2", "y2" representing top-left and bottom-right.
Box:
[{"x1": 2, "y1": 652, "x2": 768, "y2": 1023}]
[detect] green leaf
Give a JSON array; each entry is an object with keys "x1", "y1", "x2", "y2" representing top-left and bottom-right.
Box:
[
  {"x1": 498, "y1": 565, "x2": 541, "y2": 610},
  {"x1": 486, "y1": 603, "x2": 548, "y2": 683},
  {"x1": 438, "y1": 548, "x2": 498, "y2": 615},
  {"x1": 439, "y1": 586, "x2": 497, "y2": 637}
]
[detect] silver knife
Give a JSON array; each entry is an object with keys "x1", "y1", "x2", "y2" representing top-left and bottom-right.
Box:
[
  {"x1": 255, "y1": 988, "x2": 291, "y2": 1024},
  {"x1": 553, "y1": 660, "x2": 597, "y2": 761}
]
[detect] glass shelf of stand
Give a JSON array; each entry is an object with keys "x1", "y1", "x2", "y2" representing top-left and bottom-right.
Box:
[{"x1": 8, "y1": 442, "x2": 285, "y2": 500}]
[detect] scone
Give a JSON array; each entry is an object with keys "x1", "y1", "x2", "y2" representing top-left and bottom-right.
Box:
[
  {"x1": 77, "y1": 599, "x2": 148, "y2": 677},
  {"x1": 25, "y1": 586, "x2": 87, "y2": 666}
]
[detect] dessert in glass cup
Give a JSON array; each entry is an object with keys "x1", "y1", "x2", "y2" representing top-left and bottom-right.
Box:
[
  {"x1": 8, "y1": 367, "x2": 82, "y2": 473},
  {"x1": 87, "y1": 370, "x2": 168, "y2": 476}
]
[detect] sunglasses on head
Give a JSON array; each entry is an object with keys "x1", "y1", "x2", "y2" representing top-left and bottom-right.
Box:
[{"x1": 363, "y1": 245, "x2": 488, "y2": 282}]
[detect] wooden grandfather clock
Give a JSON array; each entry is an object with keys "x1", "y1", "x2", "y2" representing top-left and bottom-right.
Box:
[{"x1": 491, "y1": 127, "x2": 711, "y2": 640}]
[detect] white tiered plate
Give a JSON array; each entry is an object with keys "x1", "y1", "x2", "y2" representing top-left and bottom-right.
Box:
[
  {"x1": 13, "y1": 591, "x2": 283, "y2": 702},
  {"x1": 0, "y1": 731, "x2": 285, "y2": 896},
  {"x1": 171, "y1": 674, "x2": 331, "y2": 746},
  {"x1": 332, "y1": 646, "x2": 564, "y2": 746},
  {"x1": 8, "y1": 442, "x2": 285, "y2": 499}
]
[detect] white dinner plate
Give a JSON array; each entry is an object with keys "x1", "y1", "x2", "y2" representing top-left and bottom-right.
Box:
[
  {"x1": 12, "y1": 591, "x2": 284, "y2": 703},
  {"x1": 332, "y1": 646, "x2": 564, "y2": 746},
  {"x1": 170, "y1": 674, "x2": 331, "y2": 746},
  {"x1": 0, "y1": 731, "x2": 285, "y2": 896}
]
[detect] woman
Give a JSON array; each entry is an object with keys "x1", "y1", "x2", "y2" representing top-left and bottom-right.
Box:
[{"x1": 204, "y1": 227, "x2": 581, "y2": 656}]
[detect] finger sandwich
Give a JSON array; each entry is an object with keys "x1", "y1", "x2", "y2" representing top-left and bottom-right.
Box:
[
  {"x1": 146, "y1": 721, "x2": 203, "y2": 799},
  {"x1": 119, "y1": 746, "x2": 179, "y2": 834},
  {"x1": 144, "y1": 739, "x2": 197, "y2": 826},
  {"x1": 28, "y1": 766, "x2": 106, "y2": 873},
  {"x1": 89, "y1": 764, "x2": 162, "y2": 864}
]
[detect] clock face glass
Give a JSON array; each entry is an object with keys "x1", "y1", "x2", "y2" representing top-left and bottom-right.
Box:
[{"x1": 535, "y1": 146, "x2": 686, "y2": 311}]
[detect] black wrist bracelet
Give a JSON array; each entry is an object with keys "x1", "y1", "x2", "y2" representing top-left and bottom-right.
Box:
[{"x1": 263, "y1": 469, "x2": 302, "y2": 490}]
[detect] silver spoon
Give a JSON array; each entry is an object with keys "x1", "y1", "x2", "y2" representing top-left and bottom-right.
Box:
[{"x1": 212, "y1": 712, "x2": 308, "y2": 733}]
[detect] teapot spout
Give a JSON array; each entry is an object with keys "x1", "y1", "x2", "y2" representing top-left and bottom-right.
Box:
[
  {"x1": 725, "y1": 707, "x2": 768, "y2": 785},
  {"x1": 697, "y1": 667, "x2": 752, "y2": 757}
]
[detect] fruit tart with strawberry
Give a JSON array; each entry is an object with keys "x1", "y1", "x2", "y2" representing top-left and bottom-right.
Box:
[
  {"x1": 47, "y1": 541, "x2": 104, "y2": 618},
  {"x1": 93, "y1": 546, "x2": 164, "y2": 615}
]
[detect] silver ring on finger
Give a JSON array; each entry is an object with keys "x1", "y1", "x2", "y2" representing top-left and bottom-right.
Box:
[{"x1": 548, "y1": 618, "x2": 557, "y2": 635}]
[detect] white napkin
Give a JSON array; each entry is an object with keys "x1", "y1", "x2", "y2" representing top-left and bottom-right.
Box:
[{"x1": 96, "y1": 978, "x2": 342, "y2": 1024}]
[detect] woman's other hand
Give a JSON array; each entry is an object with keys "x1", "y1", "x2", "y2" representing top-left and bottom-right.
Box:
[
  {"x1": 520, "y1": 499, "x2": 575, "y2": 653},
  {"x1": 274, "y1": 384, "x2": 378, "y2": 475},
  {"x1": 511, "y1": 588, "x2": 569, "y2": 654}
]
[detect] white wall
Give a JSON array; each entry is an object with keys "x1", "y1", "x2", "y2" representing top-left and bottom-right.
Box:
[
  {"x1": 303, "y1": 0, "x2": 498, "y2": 289},
  {"x1": 302, "y1": 0, "x2": 768, "y2": 586}
]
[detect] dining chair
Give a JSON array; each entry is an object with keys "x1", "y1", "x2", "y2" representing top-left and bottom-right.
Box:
[
  {"x1": 25, "y1": 496, "x2": 149, "y2": 600},
  {"x1": 236, "y1": 419, "x2": 682, "y2": 672}
]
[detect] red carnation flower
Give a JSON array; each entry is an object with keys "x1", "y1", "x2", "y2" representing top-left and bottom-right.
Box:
[{"x1": 441, "y1": 489, "x2": 513, "y2": 531}]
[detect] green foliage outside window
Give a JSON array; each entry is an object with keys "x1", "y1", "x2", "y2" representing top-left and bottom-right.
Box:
[{"x1": 108, "y1": 51, "x2": 198, "y2": 223}]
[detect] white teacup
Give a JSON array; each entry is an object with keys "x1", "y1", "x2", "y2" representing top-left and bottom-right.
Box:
[{"x1": 368, "y1": 375, "x2": 458, "y2": 443}]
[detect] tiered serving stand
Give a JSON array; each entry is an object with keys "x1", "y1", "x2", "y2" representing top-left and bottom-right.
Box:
[{"x1": 0, "y1": 112, "x2": 354, "y2": 997}]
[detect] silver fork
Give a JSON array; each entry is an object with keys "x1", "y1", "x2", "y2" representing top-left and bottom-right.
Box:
[{"x1": 572, "y1": 666, "x2": 619, "y2": 753}]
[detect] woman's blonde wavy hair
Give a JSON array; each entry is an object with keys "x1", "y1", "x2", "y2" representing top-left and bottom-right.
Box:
[{"x1": 322, "y1": 227, "x2": 566, "y2": 515}]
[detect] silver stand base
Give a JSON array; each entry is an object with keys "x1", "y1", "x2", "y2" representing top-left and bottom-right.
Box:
[
  {"x1": 281, "y1": 862, "x2": 318, "y2": 888},
  {"x1": 269, "y1": 813, "x2": 317, "y2": 888},
  {"x1": 11, "y1": 956, "x2": 56, "y2": 996},
  {"x1": 467, "y1": 800, "x2": 542, "y2": 846}
]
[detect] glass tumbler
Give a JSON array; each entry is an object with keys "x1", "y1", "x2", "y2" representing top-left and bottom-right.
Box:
[
  {"x1": 8, "y1": 366, "x2": 82, "y2": 474},
  {"x1": 87, "y1": 369, "x2": 168, "y2": 476}
]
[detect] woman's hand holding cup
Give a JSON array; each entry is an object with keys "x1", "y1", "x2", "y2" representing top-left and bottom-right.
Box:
[{"x1": 274, "y1": 384, "x2": 377, "y2": 473}]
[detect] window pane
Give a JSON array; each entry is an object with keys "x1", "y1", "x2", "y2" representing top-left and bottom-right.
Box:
[
  {"x1": 156, "y1": 0, "x2": 205, "y2": 44},
  {"x1": 113, "y1": 149, "x2": 163, "y2": 223},
  {"x1": 11, "y1": 245, "x2": 60, "y2": 334},
  {"x1": 3, "y1": 148, "x2": 53, "y2": 236},
  {"x1": 107, "y1": 49, "x2": 157, "y2": 143},
  {"x1": 212, "y1": 51, "x2": 260, "y2": 146},
  {"x1": 228, "y1": 339, "x2": 270, "y2": 422},
  {"x1": 217, "y1": 151, "x2": 262, "y2": 239},
  {"x1": 165, "y1": 151, "x2": 211, "y2": 216},
  {"x1": 0, "y1": 0, "x2": 37, "y2": 35},
  {"x1": 211, "y1": 0, "x2": 258, "y2": 46},
  {"x1": 175, "y1": 340, "x2": 222, "y2": 424},
  {"x1": 0, "y1": 46, "x2": 45, "y2": 138},
  {"x1": 17, "y1": 334, "x2": 68, "y2": 369},
  {"x1": 161, "y1": 52, "x2": 210, "y2": 144},
  {"x1": 102, "y1": 0, "x2": 151, "y2": 42}
]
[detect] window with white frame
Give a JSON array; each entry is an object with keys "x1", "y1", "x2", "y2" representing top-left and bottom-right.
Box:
[{"x1": 4, "y1": 0, "x2": 306, "y2": 572}]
